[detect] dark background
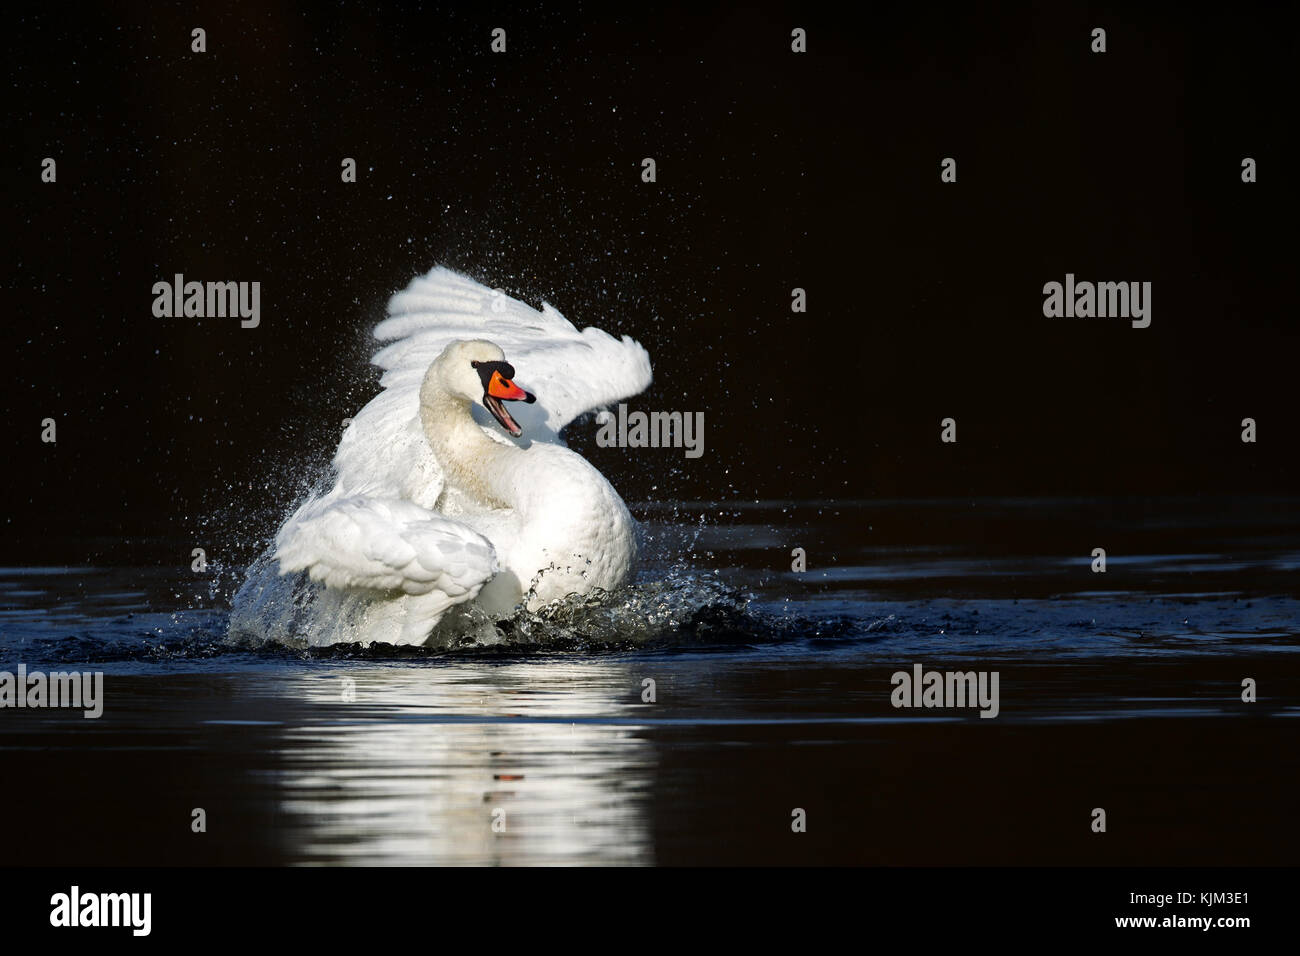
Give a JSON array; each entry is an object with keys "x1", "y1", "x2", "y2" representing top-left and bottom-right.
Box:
[{"x1": 3, "y1": 1, "x2": 1295, "y2": 560}]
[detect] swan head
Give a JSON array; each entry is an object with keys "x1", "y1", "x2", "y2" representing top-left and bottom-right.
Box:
[{"x1": 425, "y1": 339, "x2": 536, "y2": 437}]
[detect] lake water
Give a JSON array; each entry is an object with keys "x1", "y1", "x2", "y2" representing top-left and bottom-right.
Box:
[{"x1": 2, "y1": 498, "x2": 1297, "y2": 865}]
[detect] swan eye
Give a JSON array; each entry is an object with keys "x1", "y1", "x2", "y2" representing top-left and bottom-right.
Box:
[{"x1": 474, "y1": 359, "x2": 519, "y2": 394}]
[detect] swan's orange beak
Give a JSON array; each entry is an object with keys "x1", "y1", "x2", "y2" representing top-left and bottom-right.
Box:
[
  {"x1": 480, "y1": 366, "x2": 536, "y2": 437},
  {"x1": 487, "y1": 370, "x2": 534, "y2": 403}
]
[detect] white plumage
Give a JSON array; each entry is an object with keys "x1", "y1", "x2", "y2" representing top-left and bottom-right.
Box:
[{"x1": 271, "y1": 266, "x2": 652, "y2": 646}]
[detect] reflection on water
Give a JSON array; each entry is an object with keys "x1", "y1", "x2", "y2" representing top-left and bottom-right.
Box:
[{"x1": 266, "y1": 663, "x2": 653, "y2": 865}]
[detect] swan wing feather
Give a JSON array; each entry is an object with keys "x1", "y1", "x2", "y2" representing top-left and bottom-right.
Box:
[
  {"x1": 372, "y1": 266, "x2": 653, "y2": 437},
  {"x1": 331, "y1": 266, "x2": 650, "y2": 500},
  {"x1": 275, "y1": 494, "x2": 497, "y2": 605}
]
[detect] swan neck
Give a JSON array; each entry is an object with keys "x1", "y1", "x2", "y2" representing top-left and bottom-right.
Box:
[{"x1": 420, "y1": 388, "x2": 517, "y2": 507}]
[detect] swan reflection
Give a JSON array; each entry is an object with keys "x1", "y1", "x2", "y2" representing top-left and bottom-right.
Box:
[{"x1": 267, "y1": 659, "x2": 654, "y2": 865}]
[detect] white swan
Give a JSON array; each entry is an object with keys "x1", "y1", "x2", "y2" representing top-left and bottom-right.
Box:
[{"x1": 272, "y1": 266, "x2": 652, "y2": 646}]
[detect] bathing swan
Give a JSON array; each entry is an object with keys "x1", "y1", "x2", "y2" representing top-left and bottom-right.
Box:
[{"x1": 272, "y1": 266, "x2": 652, "y2": 645}]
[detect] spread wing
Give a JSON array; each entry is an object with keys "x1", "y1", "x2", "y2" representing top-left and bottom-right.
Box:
[{"x1": 333, "y1": 265, "x2": 652, "y2": 501}]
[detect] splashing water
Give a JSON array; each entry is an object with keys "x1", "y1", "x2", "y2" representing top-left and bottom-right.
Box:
[{"x1": 224, "y1": 521, "x2": 832, "y2": 654}]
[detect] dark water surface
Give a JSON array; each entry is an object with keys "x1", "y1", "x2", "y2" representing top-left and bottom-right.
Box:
[{"x1": 2, "y1": 498, "x2": 1297, "y2": 865}]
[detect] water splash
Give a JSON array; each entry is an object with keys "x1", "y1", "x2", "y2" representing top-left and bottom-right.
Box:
[{"x1": 224, "y1": 541, "x2": 841, "y2": 654}]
